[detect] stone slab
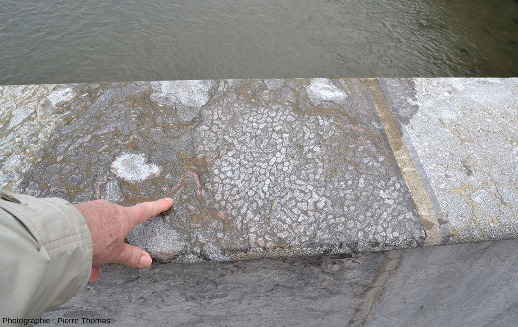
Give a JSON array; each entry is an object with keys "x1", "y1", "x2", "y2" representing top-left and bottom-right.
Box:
[
  {"x1": 366, "y1": 239, "x2": 518, "y2": 327},
  {"x1": 37, "y1": 239, "x2": 518, "y2": 327},
  {"x1": 39, "y1": 253, "x2": 385, "y2": 327},
  {"x1": 381, "y1": 78, "x2": 518, "y2": 244},
  {"x1": 0, "y1": 79, "x2": 424, "y2": 262},
  {"x1": 2, "y1": 78, "x2": 517, "y2": 261}
]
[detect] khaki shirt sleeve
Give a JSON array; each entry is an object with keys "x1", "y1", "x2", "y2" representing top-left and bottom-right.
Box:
[{"x1": 0, "y1": 189, "x2": 93, "y2": 319}]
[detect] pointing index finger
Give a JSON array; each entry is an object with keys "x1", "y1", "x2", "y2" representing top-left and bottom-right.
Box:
[{"x1": 127, "y1": 198, "x2": 173, "y2": 228}]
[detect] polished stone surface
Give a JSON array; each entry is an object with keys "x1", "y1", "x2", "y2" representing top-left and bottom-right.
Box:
[
  {"x1": 383, "y1": 78, "x2": 518, "y2": 243},
  {"x1": 1, "y1": 78, "x2": 517, "y2": 261},
  {"x1": 0, "y1": 79, "x2": 423, "y2": 262}
]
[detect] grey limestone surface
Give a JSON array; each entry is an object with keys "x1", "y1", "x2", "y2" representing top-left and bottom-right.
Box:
[
  {"x1": 366, "y1": 238, "x2": 518, "y2": 327},
  {"x1": 39, "y1": 253, "x2": 385, "y2": 327},
  {"x1": 383, "y1": 78, "x2": 518, "y2": 243},
  {"x1": 37, "y1": 239, "x2": 518, "y2": 327},
  {"x1": 0, "y1": 79, "x2": 423, "y2": 262}
]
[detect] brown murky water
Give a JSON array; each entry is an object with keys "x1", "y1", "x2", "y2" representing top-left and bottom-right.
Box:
[{"x1": 0, "y1": 0, "x2": 517, "y2": 84}]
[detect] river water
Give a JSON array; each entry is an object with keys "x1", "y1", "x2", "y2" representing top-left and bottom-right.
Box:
[{"x1": 1, "y1": 0, "x2": 517, "y2": 84}]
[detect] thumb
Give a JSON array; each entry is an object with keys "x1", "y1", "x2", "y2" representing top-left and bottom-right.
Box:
[{"x1": 117, "y1": 244, "x2": 153, "y2": 268}]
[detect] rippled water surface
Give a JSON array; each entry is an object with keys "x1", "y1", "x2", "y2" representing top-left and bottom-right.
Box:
[{"x1": 1, "y1": 0, "x2": 517, "y2": 84}]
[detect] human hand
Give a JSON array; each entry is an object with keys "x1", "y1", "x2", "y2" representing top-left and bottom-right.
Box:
[{"x1": 74, "y1": 198, "x2": 173, "y2": 282}]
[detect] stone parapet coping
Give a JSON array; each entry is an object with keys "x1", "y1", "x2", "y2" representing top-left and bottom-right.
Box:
[{"x1": 1, "y1": 78, "x2": 516, "y2": 262}]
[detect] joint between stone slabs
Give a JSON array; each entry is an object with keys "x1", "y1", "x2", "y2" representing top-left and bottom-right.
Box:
[
  {"x1": 348, "y1": 249, "x2": 406, "y2": 327},
  {"x1": 361, "y1": 78, "x2": 442, "y2": 246}
]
